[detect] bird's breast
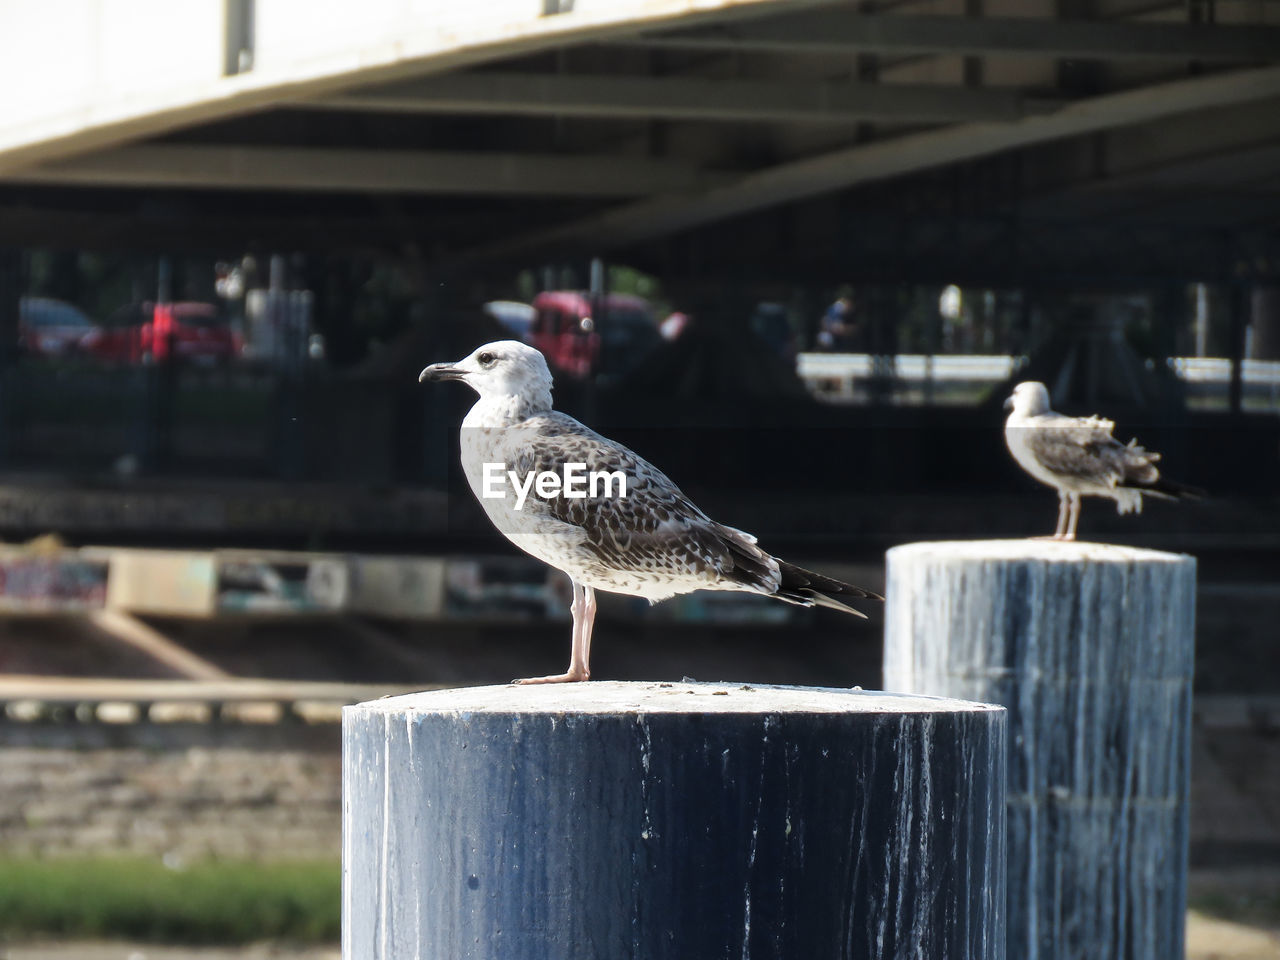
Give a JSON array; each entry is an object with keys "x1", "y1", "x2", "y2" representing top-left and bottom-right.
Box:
[
  {"x1": 459, "y1": 426, "x2": 504, "y2": 501},
  {"x1": 1005, "y1": 417, "x2": 1065, "y2": 489}
]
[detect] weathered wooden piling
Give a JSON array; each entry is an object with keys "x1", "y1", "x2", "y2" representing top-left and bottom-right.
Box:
[
  {"x1": 883, "y1": 540, "x2": 1196, "y2": 960},
  {"x1": 342, "y1": 680, "x2": 1007, "y2": 960}
]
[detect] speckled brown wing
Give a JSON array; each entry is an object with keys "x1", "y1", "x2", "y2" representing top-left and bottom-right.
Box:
[
  {"x1": 508, "y1": 414, "x2": 779, "y2": 592},
  {"x1": 1024, "y1": 416, "x2": 1125, "y2": 485},
  {"x1": 1025, "y1": 415, "x2": 1161, "y2": 487}
]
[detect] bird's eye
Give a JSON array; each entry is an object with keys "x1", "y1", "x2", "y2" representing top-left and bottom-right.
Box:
[{"x1": 478, "y1": 352, "x2": 495, "y2": 367}]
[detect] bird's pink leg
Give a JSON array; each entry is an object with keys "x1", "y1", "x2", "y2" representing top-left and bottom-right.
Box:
[
  {"x1": 1063, "y1": 493, "x2": 1081, "y2": 541},
  {"x1": 1032, "y1": 492, "x2": 1070, "y2": 540},
  {"x1": 580, "y1": 586, "x2": 597, "y2": 669},
  {"x1": 512, "y1": 579, "x2": 592, "y2": 684}
]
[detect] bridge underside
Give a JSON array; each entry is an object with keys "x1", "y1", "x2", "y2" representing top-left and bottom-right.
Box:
[{"x1": 0, "y1": 0, "x2": 1278, "y2": 288}]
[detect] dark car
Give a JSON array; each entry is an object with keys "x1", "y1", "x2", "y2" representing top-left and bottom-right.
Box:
[
  {"x1": 594, "y1": 293, "x2": 662, "y2": 380},
  {"x1": 17, "y1": 296, "x2": 97, "y2": 357},
  {"x1": 749, "y1": 302, "x2": 797, "y2": 363},
  {"x1": 81, "y1": 301, "x2": 242, "y2": 364}
]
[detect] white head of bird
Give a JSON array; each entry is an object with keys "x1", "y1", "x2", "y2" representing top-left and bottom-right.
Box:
[
  {"x1": 1004, "y1": 381, "x2": 1051, "y2": 417},
  {"x1": 419, "y1": 340, "x2": 554, "y2": 422}
]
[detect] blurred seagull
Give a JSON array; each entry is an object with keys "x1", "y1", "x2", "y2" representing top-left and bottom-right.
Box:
[
  {"x1": 421, "y1": 340, "x2": 881, "y2": 684},
  {"x1": 1003, "y1": 381, "x2": 1201, "y2": 541}
]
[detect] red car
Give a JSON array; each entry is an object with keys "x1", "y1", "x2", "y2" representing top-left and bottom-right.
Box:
[
  {"x1": 80, "y1": 301, "x2": 242, "y2": 364},
  {"x1": 529, "y1": 291, "x2": 662, "y2": 381},
  {"x1": 529, "y1": 291, "x2": 602, "y2": 380}
]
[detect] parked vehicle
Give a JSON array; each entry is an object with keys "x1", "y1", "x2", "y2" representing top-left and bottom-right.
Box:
[
  {"x1": 17, "y1": 296, "x2": 97, "y2": 357},
  {"x1": 749, "y1": 302, "x2": 797, "y2": 363},
  {"x1": 594, "y1": 293, "x2": 661, "y2": 380},
  {"x1": 529, "y1": 291, "x2": 601, "y2": 379},
  {"x1": 482, "y1": 300, "x2": 536, "y2": 340},
  {"x1": 529, "y1": 291, "x2": 660, "y2": 380},
  {"x1": 80, "y1": 301, "x2": 243, "y2": 364}
]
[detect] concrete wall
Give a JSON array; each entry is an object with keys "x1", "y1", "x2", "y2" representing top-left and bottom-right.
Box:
[{"x1": 0, "y1": 722, "x2": 340, "y2": 862}]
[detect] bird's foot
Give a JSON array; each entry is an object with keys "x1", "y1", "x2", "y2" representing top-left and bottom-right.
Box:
[
  {"x1": 511, "y1": 670, "x2": 590, "y2": 685},
  {"x1": 1030, "y1": 534, "x2": 1072, "y2": 541}
]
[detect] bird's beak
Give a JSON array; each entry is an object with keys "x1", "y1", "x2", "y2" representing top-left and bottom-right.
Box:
[
  {"x1": 419, "y1": 362, "x2": 465, "y2": 384},
  {"x1": 1002, "y1": 395, "x2": 1014, "y2": 411}
]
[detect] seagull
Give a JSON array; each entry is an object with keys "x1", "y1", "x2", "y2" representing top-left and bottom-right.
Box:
[
  {"x1": 1003, "y1": 381, "x2": 1201, "y2": 541},
  {"x1": 421, "y1": 340, "x2": 881, "y2": 684}
]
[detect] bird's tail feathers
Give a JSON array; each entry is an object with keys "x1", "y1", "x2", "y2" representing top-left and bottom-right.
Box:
[
  {"x1": 714, "y1": 524, "x2": 782, "y2": 595},
  {"x1": 772, "y1": 559, "x2": 883, "y2": 617},
  {"x1": 1125, "y1": 474, "x2": 1205, "y2": 501},
  {"x1": 794, "y1": 589, "x2": 869, "y2": 618},
  {"x1": 1125, "y1": 437, "x2": 1160, "y2": 462}
]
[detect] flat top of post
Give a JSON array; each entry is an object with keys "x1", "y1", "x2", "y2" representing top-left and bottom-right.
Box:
[
  {"x1": 347, "y1": 681, "x2": 1005, "y2": 718},
  {"x1": 887, "y1": 539, "x2": 1193, "y2": 565}
]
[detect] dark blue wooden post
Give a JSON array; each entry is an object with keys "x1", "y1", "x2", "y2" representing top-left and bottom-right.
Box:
[
  {"x1": 343, "y1": 681, "x2": 1006, "y2": 960},
  {"x1": 884, "y1": 540, "x2": 1195, "y2": 960}
]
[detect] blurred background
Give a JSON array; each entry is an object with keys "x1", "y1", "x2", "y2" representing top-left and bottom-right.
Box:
[{"x1": 0, "y1": 0, "x2": 1278, "y2": 955}]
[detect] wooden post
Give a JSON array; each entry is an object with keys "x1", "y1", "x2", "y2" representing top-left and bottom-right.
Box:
[
  {"x1": 883, "y1": 541, "x2": 1195, "y2": 960},
  {"x1": 343, "y1": 681, "x2": 1007, "y2": 960}
]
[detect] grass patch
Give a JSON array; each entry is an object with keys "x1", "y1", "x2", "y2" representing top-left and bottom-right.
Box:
[
  {"x1": 0, "y1": 858, "x2": 340, "y2": 944},
  {"x1": 1191, "y1": 889, "x2": 1280, "y2": 930}
]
